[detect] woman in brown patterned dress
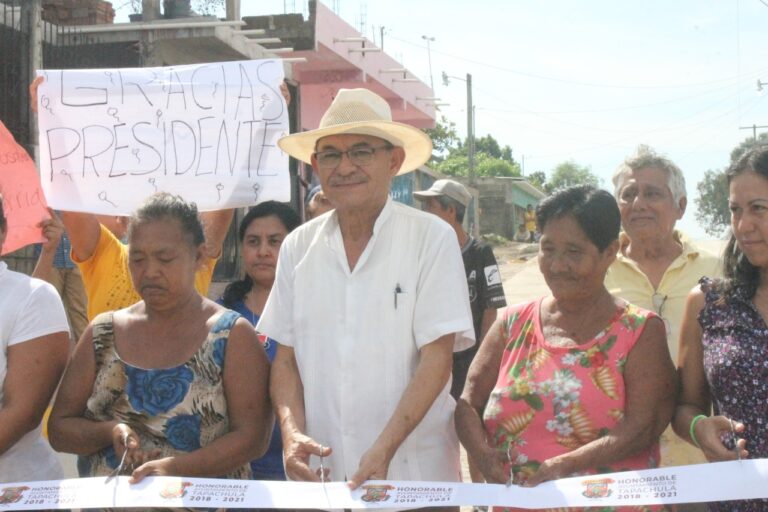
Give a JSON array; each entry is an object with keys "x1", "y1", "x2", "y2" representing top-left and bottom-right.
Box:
[{"x1": 48, "y1": 193, "x2": 272, "y2": 484}]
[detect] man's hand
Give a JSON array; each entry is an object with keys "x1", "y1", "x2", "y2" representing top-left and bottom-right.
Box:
[
  {"x1": 347, "y1": 442, "x2": 391, "y2": 490},
  {"x1": 283, "y1": 431, "x2": 332, "y2": 482}
]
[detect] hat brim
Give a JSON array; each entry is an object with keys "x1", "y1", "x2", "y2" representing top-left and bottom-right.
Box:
[
  {"x1": 278, "y1": 120, "x2": 433, "y2": 175},
  {"x1": 412, "y1": 190, "x2": 441, "y2": 201}
]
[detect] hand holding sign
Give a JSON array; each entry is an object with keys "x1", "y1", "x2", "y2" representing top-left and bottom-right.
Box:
[{"x1": 0, "y1": 120, "x2": 50, "y2": 255}]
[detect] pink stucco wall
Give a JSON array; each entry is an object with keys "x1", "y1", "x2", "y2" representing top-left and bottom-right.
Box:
[{"x1": 287, "y1": 2, "x2": 436, "y2": 132}]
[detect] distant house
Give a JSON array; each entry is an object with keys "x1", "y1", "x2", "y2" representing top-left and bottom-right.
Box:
[{"x1": 461, "y1": 176, "x2": 546, "y2": 240}]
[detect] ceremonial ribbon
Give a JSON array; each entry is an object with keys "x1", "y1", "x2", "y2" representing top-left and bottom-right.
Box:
[{"x1": 0, "y1": 459, "x2": 766, "y2": 509}]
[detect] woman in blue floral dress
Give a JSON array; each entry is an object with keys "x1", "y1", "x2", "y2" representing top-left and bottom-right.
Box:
[
  {"x1": 674, "y1": 146, "x2": 768, "y2": 511},
  {"x1": 49, "y1": 193, "x2": 272, "y2": 485}
]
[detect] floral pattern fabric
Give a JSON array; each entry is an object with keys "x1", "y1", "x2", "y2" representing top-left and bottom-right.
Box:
[
  {"x1": 484, "y1": 299, "x2": 662, "y2": 512},
  {"x1": 699, "y1": 278, "x2": 768, "y2": 512},
  {"x1": 79, "y1": 309, "x2": 251, "y2": 481}
]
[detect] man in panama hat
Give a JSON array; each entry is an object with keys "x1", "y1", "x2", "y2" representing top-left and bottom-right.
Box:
[{"x1": 258, "y1": 88, "x2": 473, "y2": 499}]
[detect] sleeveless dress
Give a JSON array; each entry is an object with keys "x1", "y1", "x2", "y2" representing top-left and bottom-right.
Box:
[
  {"x1": 484, "y1": 299, "x2": 663, "y2": 512},
  {"x1": 699, "y1": 278, "x2": 768, "y2": 512},
  {"x1": 78, "y1": 309, "x2": 252, "y2": 481}
]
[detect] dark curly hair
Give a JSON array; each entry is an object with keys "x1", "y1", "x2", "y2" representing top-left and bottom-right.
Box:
[
  {"x1": 221, "y1": 201, "x2": 300, "y2": 308},
  {"x1": 535, "y1": 184, "x2": 621, "y2": 252},
  {"x1": 128, "y1": 192, "x2": 205, "y2": 247},
  {"x1": 720, "y1": 145, "x2": 768, "y2": 299}
]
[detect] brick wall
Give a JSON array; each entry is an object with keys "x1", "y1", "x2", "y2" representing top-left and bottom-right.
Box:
[{"x1": 42, "y1": 0, "x2": 115, "y2": 26}]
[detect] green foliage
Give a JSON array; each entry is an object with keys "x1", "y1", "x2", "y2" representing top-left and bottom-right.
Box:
[
  {"x1": 695, "y1": 169, "x2": 729, "y2": 236},
  {"x1": 425, "y1": 118, "x2": 520, "y2": 177},
  {"x1": 730, "y1": 132, "x2": 768, "y2": 164},
  {"x1": 526, "y1": 171, "x2": 547, "y2": 191},
  {"x1": 475, "y1": 134, "x2": 516, "y2": 164},
  {"x1": 424, "y1": 115, "x2": 460, "y2": 162},
  {"x1": 694, "y1": 133, "x2": 768, "y2": 237},
  {"x1": 129, "y1": 0, "x2": 224, "y2": 16},
  {"x1": 434, "y1": 152, "x2": 522, "y2": 178},
  {"x1": 546, "y1": 160, "x2": 600, "y2": 192}
]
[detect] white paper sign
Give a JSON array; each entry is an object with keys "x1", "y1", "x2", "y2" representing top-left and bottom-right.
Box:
[{"x1": 36, "y1": 59, "x2": 290, "y2": 215}]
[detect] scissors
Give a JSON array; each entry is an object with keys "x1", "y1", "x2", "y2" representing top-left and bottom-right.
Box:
[{"x1": 105, "y1": 432, "x2": 129, "y2": 483}]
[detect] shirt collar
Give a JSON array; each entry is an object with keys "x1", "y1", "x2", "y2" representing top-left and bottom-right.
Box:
[
  {"x1": 617, "y1": 229, "x2": 700, "y2": 262},
  {"x1": 324, "y1": 197, "x2": 394, "y2": 236}
]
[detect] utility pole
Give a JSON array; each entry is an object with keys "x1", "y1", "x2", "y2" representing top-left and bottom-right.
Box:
[
  {"x1": 739, "y1": 124, "x2": 768, "y2": 140},
  {"x1": 226, "y1": 0, "x2": 240, "y2": 21},
  {"x1": 441, "y1": 72, "x2": 476, "y2": 186},
  {"x1": 21, "y1": 0, "x2": 42, "y2": 149},
  {"x1": 466, "y1": 73, "x2": 475, "y2": 187},
  {"x1": 421, "y1": 35, "x2": 435, "y2": 92},
  {"x1": 380, "y1": 25, "x2": 385, "y2": 50}
]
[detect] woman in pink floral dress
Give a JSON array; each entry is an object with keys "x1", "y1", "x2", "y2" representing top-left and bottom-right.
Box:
[{"x1": 456, "y1": 185, "x2": 676, "y2": 512}]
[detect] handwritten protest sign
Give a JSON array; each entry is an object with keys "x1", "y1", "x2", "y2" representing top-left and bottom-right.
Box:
[
  {"x1": 0, "y1": 120, "x2": 49, "y2": 255},
  {"x1": 36, "y1": 59, "x2": 289, "y2": 215}
]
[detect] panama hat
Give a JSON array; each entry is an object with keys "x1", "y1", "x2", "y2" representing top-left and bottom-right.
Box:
[{"x1": 278, "y1": 88, "x2": 433, "y2": 175}]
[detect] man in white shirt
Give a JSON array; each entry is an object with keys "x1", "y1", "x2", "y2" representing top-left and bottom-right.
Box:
[{"x1": 258, "y1": 89, "x2": 474, "y2": 499}]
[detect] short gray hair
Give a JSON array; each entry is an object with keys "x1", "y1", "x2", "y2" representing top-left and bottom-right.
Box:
[
  {"x1": 612, "y1": 145, "x2": 686, "y2": 203},
  {"x1": 435, "y1": 195, "x2": 466, "y2": 223}
]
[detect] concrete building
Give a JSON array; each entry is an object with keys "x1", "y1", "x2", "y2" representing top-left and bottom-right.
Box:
[{"x1": 459, "y1": 176, "x2": 546, "y2": 239}]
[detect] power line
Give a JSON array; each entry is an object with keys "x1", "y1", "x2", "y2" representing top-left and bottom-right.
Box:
[{"x1": 387, "y1": 34, "x2": 768, "y2": 90}]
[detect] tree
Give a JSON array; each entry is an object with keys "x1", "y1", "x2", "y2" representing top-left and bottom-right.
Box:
[
  {"x1": 730, "y1": 132, "x2": 768, "y2": 163},
  {"x1": 424, "y1": 116, "x2": 460, "y2": 163},
  {"x1": 695, "y1": 170, "x2": 729, "y2": 237},
  {"x1": 433, "y1": 152, "x2": 521, "y2": 178},
  {"x1": 425, "y1": 118, "x2": 522, "y2": 177},
  {"x1": 129, "y1": 0, "x2": 224, "y2": 16},
  {"x1": 695, "y1": 132, "x2": 768, "y2": 236},
  {"x1": 546, "y1": 160, "x2": 600, "y2": 192},
  {"x1": 526, "y1": 171, "x2": 547, "y2": 191}
]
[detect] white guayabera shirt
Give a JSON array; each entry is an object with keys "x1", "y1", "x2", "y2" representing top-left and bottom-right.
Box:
[{"x1": 259, "y1": 198, "x2": 474, "y2": 486}]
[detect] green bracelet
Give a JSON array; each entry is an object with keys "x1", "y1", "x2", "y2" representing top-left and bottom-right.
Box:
[{"x1": 689, "y1": 414, "x2": 707, "y2": 448}]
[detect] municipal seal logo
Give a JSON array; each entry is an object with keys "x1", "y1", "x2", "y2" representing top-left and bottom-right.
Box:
[
  {"x1": 360, "y1": 484, "x2": 395, "y2": 502},
  {"x1": 0, "y1": 486, "x2": 29, "y2": 505},
  {"x1": 159, "y1": 481, "x2": 192, "y2": 499},
  {"x1": 581, "y1": 478, "x2": 614, "y2": 499}
]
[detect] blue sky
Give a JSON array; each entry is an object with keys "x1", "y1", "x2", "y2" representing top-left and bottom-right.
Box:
[{"x1": 117, "y1": 1, "x2": 768, "y2": 238}]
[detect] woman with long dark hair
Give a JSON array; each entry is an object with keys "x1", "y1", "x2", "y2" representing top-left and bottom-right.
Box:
[
  {"x1": 674, "y1": 145, "x2": 768, "y2": 511},
  {"x1": 220, "y1": 201, "x2": 300, "y2": 481}
]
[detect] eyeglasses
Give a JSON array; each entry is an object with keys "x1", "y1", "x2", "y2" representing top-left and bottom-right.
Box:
[
  {"x1": 651, "y1": 293, "x2": 667, "y2": 317},
  {"x1": 651, "y1": 292, "x2": 671, "y2": 336},
  {"x1": 313, "y1": 145, "x2": 392, "y2": 169}
]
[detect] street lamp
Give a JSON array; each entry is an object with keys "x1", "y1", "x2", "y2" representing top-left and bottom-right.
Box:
[{"x1": 421, "y1": 35, "x2": 435, "y2": 92}]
